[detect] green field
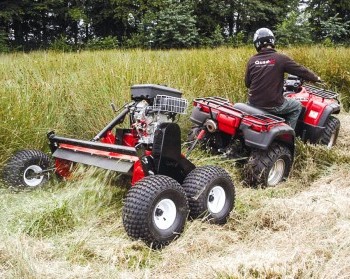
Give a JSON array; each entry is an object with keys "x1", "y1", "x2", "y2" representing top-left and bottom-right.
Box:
[{"x1": 1, "y1": 47, "x2": 350, "y2": 278}]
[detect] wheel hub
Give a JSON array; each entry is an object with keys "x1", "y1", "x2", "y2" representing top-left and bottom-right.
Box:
[
  {"x1": 327, "y1": 132, "x2": 336, "y2": 148},
  {"x1": 153, "y1": 199, "x2": 177, "y2": 230},
  {"x1": 207, "y1": 186, "x2": 226, "y2": 214},
  {"x1": 23, "y1": 165, "x2": 44, "y2": 187},
  {"x1": 268, "y1": 158, "x2": 285, "y2": 186}
]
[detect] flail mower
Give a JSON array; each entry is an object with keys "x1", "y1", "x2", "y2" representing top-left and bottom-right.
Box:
[
  {"x1": 2, "y1": 84, "x2": 235, "y2": 248},
  {"x1": 188, "y1": 75, "x2": 340, "y2": 188}
]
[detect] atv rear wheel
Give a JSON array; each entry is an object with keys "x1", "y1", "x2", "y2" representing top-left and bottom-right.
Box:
[
  {"x1": 319, "y1": 116, "x2": 340, "y2": 148},
  {"x1": 2, "y1": 149, "x2": 51, "y2": 190},
  {"x1": 122, "y1": 175, "x2": 188, "y2": 249},
  {"x1": 244, "y1": 143, "x2": 292, "y2": 188},
  {"x1": 181, "y1": 166, "x2": 235, "y2": 224}
]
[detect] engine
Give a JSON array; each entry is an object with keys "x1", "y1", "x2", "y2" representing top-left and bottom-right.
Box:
[{"x1": 131, "y1": 95, "x2": 188, "y2": 145}]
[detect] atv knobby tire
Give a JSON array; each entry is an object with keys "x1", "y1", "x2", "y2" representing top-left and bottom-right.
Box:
[
  {"x1": 122, "y1": 175, "x2": 188, "y2": 249},
  {"x1": 244, "y1": 142, "x2": 292, "y2": 188},
  {"x1": 319, "y1": 116, "x2": 340, "y2": 148},
  {"x1": 181, "y1": 166, "x2": 235, "y2": 224},
  {"x1": 2, "y1": 149, "x2": 51, "y2": 190}
]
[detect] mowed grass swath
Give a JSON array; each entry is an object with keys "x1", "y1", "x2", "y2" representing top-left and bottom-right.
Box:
[{"x1": 1, "y1": 47, "x2": 350, "y2": 278}]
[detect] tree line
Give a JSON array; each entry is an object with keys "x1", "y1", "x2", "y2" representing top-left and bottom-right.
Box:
[{"x1": 0, "y1": 0, "x2": 349, "y2": 52}]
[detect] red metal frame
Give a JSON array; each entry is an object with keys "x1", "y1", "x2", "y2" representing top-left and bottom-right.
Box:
[{"x1": 55, "y1": 158, "x2": 73, "y2": 178}]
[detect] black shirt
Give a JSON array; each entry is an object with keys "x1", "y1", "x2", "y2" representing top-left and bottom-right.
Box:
[{"x1": 245, "y1": 48, "x2": 319, "y2": 107}]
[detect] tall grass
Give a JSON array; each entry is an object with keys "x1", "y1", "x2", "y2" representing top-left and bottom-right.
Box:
[{"x1": 2, "y1": 46, "x2": 349, "y2": 163}]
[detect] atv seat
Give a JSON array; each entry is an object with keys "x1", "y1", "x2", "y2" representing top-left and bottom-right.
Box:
[{"x1": 233, "y1": 103, "x2": 268, "y2": 115}]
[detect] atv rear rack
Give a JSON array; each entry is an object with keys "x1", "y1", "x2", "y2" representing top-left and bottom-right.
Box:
[
  {"x1": 304, "y1": 84, "x2": 339, "y2": 100},
  {"x1": 194, "y1": 97, "x2": 285, "y2": 130}
]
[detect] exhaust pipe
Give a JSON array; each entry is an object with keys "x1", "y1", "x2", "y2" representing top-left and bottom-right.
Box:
[{"x1": 204, "y1": 119, "x2": 218, "y2": 133}]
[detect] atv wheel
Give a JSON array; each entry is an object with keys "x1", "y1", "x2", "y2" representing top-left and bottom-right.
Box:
[
  {"x1": 123, "y1": 175, "x2": 188, "y2": 249},
  {"x1": 244, "y1": 143, "x2": 292, "y2": 188},
  {"x1": 182, "y1": 166, "x2": 235, "y2": 224},
  {"x1": 319, "y1": 116, "x2": 340, "y2": 148},
  {"x1": 2, "y1": 149, "x2": 51, "y2": 190}
]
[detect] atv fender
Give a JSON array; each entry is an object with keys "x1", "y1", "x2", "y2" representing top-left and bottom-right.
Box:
[
  {"x1": 317, "y1": 103, "x2": 340, "y2": 127},
  {"x1": 240, "y1": 123, "x2": 295, "y2": 153},
  {"x1": 298, "y1": 102, "x2": 339, "y2": 143}
]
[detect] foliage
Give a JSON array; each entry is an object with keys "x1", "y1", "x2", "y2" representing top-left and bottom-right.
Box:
[
  {"x1": 227, "y1": 31, "x2": 246, "y2": 47},
  {"x1": 319, "y1": 14, "x2": 350, "y2": 43},
  {"x1": 150, "y1": 0, "x2": 199, "y2": 49},
  {"x1": 1, "y1": 1, "x2": 348, "y2": 50},
  {"x1": 200, "y1": 25, "x2": 225, "y2": 48},
  {"x1": 86, "y1": 36, "x2": 120, "y2": 50},
  {"x1": 49, "y1": 36, "x2": 73, "y2": 52},
  {"x1": 306, "y1": 0, "x2": 350, "y2": 43},
  {"x1": 275, "y1": 11, "x2": 312, "y2": 46},
  {"x1": 0, "y1": 30, "x2": 9, "y2": 53}
]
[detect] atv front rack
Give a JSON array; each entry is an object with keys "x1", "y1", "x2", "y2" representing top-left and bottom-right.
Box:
[{"x1": 304, "y1": 84, "x2": 339, "y2": 100}]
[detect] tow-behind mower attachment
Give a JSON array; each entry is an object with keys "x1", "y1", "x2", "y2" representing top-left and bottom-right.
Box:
[{"x1": 2, "y1": 84, "x2": 235, "y2": 249}]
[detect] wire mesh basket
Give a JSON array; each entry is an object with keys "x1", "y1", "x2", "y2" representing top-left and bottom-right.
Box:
[{"x1": 153, "y1": 95, "x2": 188, "y2": 114}]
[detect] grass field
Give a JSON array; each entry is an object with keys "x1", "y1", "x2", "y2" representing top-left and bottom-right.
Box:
[{"x1": 1, "y1": 47, "x2": 350, "y2": 278}]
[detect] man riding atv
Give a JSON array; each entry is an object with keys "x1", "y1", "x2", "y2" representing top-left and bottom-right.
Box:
[{"x1": 245, "y1": 27, "x2": 322, "y2": 129}]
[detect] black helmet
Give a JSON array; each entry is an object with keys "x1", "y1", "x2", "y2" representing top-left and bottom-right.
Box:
[{"x1": 253, "y1": 28, "x2": 275, "y2": 51}]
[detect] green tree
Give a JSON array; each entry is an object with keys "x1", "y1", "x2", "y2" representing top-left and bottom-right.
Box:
[
  {"x1": 193, "y1": 0, "x2": 300, "y2": 45},
  {"x1": 275, "y1": 11, "x2": 312, "y2": 46},
  {"x1": 151, "y1": 0, "x2": 199, "y2": 49},
  {"x1": 305, "y1": 0, "x2": 350, "y2": 42},
  {"x1": 319, "y1": 13, "x2": 350, "y2": 43}
]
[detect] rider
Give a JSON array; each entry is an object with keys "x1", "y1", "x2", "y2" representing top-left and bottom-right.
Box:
[{"x1": 245, "y1": 28, "x2": 321, "y2": 129}]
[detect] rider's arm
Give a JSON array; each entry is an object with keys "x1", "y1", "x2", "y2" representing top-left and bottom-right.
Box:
[
  {"x1": 282, "y1": 54, "x2": 319, "y2": 82},
  {"x1": 245, "y1": 61, "x2": 252, "y2": 88}
]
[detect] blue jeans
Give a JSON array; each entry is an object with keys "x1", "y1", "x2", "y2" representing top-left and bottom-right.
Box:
[{"x1": 263, "y1": 98, "x2": 302, "y2": 129}]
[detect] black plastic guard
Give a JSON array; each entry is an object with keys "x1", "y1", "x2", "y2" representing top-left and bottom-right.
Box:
[
  {"x1": 295, "y1": 122, "x2": 324, "y2": 144},
  {"x1": 152, "y1": 123, "x2": 195, "y2": 183},
  {"x1": 240, "y1": 123, "x2": 295, "y2": 152},
  {"x1": 190, "y1": 106, "x2": 212, "y2": 125}
]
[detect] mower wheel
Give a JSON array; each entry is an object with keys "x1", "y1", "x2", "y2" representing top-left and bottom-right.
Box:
[
  {"x1": 319, "y1": 116, "x2": 340, "y2": 148},
  {"x1": 122, "y1": 175, "x2": 188, "y2": 249},
  {"x1": 181, "y1": 166, "x2": 235, "y2": 224},
  {"x1": 2, "y1": 149, "x2": 51, "y2": 190},
  {"x1": 244, "y1": 142, "x2": 292, "y2": 188}
]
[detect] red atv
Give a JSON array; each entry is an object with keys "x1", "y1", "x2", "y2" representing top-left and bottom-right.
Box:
[
  {"x1": 188, "y1": 76, "x2": 340, "y2": 188},
  {"x1": 2, "y1": 84, "x2": 235, "y2": 248}
]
